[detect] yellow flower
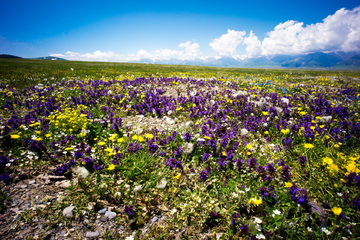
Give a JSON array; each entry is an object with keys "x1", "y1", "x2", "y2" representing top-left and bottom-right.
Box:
[
  {"x1": 11, "y1": 135, "x2": 20, "y2": 139},
  {"x1": 322, "y1": 157, "x2": 333, "y2": 165},
  {"x1": 98, "y1": 142, "x2": 106, "y2": 146},
  {"x1": 300, "y1": 111, "x2": 306, "y2": 115},
  {"x1": 117, "y1": 138, "x2": 124, "y2": 143},
  {"x1": 138, "y1": 136, "x2": 145, "y2": 142},
  {"x1": 173, "y1": 173, "x2": 181, "y2": 180},
  {"x1": 262, "y1": 111, "x2": 269, "y2": 116},
  {"x1": 329, "y1": 164, "x2": 339, "y2": 172},
  {"x1": 64, "y1": 147, "x2": 73, "y2": 151},
  {"x1": 332, "y1": 207, "x2": 342, "y2": 216},
  {"x1": 105, "y1": 148, "x2": 113, "y2": 152},
  {"x1": 334, "y1": 144, "x2": 340, "y2": 148},
  {"x1": 204, "y1": 136, "x2": 211, "y2": 140},
  {"x1": 132, "y1": 135, "x2": 138, "y2": 140},
  {"x1": 281, "y1": 129, "x2": 290, "y2": 134},
  {"x1": 304, "y1": 143, "x2": 314, "y2": 149},
  {"x1": 284, "y1": 182, "x2": 292, "y2": 188},
  {"x1": 107, "y1": 164, "x2": 115, "y2": 170},
  {"x1": 248, "y1": 197, "x2": 262, "y2": 206},
  {"x1": 45, "y1": 133, "x2": 51, "y2": 138},
  {"x1": 264, "y1": 131, "x2": 269, "y2": 135},
  {"x1": 145, "y1": 134, "x2": 153, "y2": 139},
  {"x1": 246, "y1": 144, "x2": 253, "y2": 150}
]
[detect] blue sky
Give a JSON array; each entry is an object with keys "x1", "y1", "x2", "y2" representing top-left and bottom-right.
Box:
[{"x1": 1, "y1": 0, "x2": 360, "y2": 61}]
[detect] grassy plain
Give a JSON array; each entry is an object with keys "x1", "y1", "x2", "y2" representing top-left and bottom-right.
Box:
[{"x1": 1, "y1": 59, "x2": 360, "y2": 239}]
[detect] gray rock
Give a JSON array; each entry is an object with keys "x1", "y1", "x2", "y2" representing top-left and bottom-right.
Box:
[
  {"x1": 151, "y1": 216, "x2": 158, "y2": 224},
  {"x1": 63, "y1": 205, "x2": 75, "y2": 218},
  {"x1": 119, "y1": 225, "x2": 124, "y2": 231},
  {"x1": 85, "y1": 231, "x2": 99, "y2": 238},
  {"x1": 28, "y1": 180, "x2": 36, "y2": 185},
  {"x1": 309, "y1": 201, "x2": 328, "y2": 224},
  {"x1": 100, "y1": 217, "x2": 107, "y2": 222},
  {"x1": 104, "y1": 211, "x2": 117, "y2": 220},
  {"x1": 98, "y1": 208, "x2": 107, "y2": 214},
  {"x1": 56, "y1": 180, "x2": 71, "y2": 188}
]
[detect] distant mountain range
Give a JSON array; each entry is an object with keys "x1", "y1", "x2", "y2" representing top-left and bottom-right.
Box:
[
  {"x1": 129, "y1": 51, "x2": 360, "y2": 69},
  {"x1": 28, "y1": 56, "x2": 67, "y2": 61},
  {"x1": 2, "y1": 51, "x2": 360, "y2": 69},
  {"x1": 0, "y1": 54, "x2": 67, "y2": 61}
]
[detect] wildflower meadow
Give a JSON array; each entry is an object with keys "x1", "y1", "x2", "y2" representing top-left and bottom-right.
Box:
[{"x1": 1, "y1": 59, "x2": 360, "y2": 239}]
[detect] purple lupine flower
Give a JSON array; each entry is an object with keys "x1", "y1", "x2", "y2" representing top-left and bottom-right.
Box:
[
  {"x1": 298, "y1": 156, "x2": 307, "y2": 166},
  {"x1": 231, "y1": 213, "x2": 239, "y2": 225},
  {"x1": 266, "y1": 163, "x2": 275, "y2": 175},
  {"x1": 199, "y1": 169, "x2": 209, "y2": 182},
  {"x1": 183, "y1": 132, "x2": 192, "y2": 142},
  {"x1": 247, "y1": 158, "x2": 257, "y2": 171},
  {"x1": 122, "y1": 205, "x2": 134, "y2": 217},
  {"x1": 209, "y1": 211, "x2": 217, "y2": 218},
  {"x1": 351, "y1": 195, "x2": 360, "y2": 210},
  {"x1": 174, "y1": 147, "x2": 182, "y2": 158},
  {"x1": 165, "y1": 158, "x2": 183, "y2": 169},
  {"x1": 236, "y1": 159, "x2": 245, "y2": 173},
  {"x1": 202, "y1": 153, "x2": 211, "y2": 162},
  {"x1": 240, "y1": 224, "x2": 250, "y2": 235}
]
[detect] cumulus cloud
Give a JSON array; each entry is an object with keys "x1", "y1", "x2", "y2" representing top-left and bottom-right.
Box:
[
  {"x1": 209, "y1": 29, "x2": 246, "y2": 56},
  {"x1": 243, "y1": 30, "x2": 263, "y2": 58},
  {"x1": 252, "y1": 6, "x2": 360, "y2": 57},
  {"x1": 50, "y1": 41, "x2": 200, "y2": 62}
]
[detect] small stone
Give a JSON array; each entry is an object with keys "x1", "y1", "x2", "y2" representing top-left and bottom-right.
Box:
[
  {"x1": 85, "y1": 231, "x2": 99, "y2": 238},
  {"x1": 104, "y1": 211, "x2": 117, "y2": 220},
  {"x1": 28, "y1": 180, "x2": 36, "y2": 185},
  {"x1": 63, "y1": 206, "x2": 75, "y2": 218},
  {"x1": 309, "y1": 201, "x2": 328, "y2": 224},
  {"x1": 98, "y1": 208, "x2": 107, "y2": 215},
  {"x1": 216, "y1": 233, "x2": 224, "y2": 240},
  {"x1": 56, "y1": 180, "x2": 71, "y2": 188},
  {"x1": 151, "y1": 216, "x2": 158, "y2": 224},
  {"x1": 59, "y1": 231, "x2": 67, "y2": 237},
  {"x1": 100, "y1": 217, "x2": 107, "y2": 222},
  {"x1": 119, "y1": 225, "x2": 124, "y2": 231}
]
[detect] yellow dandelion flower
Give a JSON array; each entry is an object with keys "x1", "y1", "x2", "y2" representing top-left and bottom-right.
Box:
[
  {"x1": 284, "y1": 182, "x2": 292, "y2": 188},
  {"x1": 332, "y1": 207, "x2": 342, "y2": 216},
  {"x1": 107, "y1": 164, "x2": 115, "y2": 170},
  {"x1": 11, "y1": 135, "x2": 20, "y2": 139},
  {"x1": 98, "y1": 142, "x2": 106, "y2": 146},
  {"x1": 173, "y1": 173, "x2": 181, "y2": 180},
  {"x1": 304, "y1": 143, "x2": 314, "y2": 149}
]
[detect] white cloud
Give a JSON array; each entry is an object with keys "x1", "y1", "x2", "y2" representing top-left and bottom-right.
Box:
[
  {"x1": 209, "y1": 29, "x2": 246, "y2": 56},
  {"x1": 257, "y1": 6, "x2": 360, "y2": 56},
  {"x1": 243, "y1": 30, "x2": 263, "y2": 58},
  {"x1": 51, "y1": 41, "x2": 200, "y2": 62}
]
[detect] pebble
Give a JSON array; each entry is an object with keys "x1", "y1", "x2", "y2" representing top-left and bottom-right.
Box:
[
  {"x1": 100, "y1": 217, "x2": 107, "y2": 222},
  {"x1": 151, "y1": 216, "x2": 158, "y2": 224},
  {"x1": 63, "y1": 205, "x2": 75, "y2": 218},
  {"x1": 119, "y1": 225, "x2": 124, "y2": 231},
  {"x1": 28, "y1": 180, "x2": 36, "y2": 185},
  {"x1": 104, "y1": 211, "x2": 117, "y2": 220},
  {"x1": 98, "y1": 208, "x2": 107, "y2": 214},
  {"x1": 85, "y1": 231, "x2": 99, "y2": 238}
]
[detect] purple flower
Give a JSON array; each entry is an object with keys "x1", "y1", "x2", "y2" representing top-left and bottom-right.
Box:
[
  {"x1": 199, "y1": 169, "x2": 209, "y2": 182},
  {"x1": 240, "y1": 224, "x2": 250, "y2": 235},
  {"x1": 183, "y1": 132, "x2": 192, "y2": 142},
  {"x1": 202, "y1": 153, "x2": 211, "y2": 162},
  {"x1": 165, "y1": 158, "x2": 183, "y2": 169},
  {"x1": 122, "y1": 205, "x2": 134, "y2": 217},
  {"x1": 351, "y1": 195, "x2": 360, "y2": 210},
  {"x1": 298, "y1": 156, "x2": 307, "y2": 166},
  {"x1": 231, "y1": 213, "x2": 239, "y2": 225}
]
